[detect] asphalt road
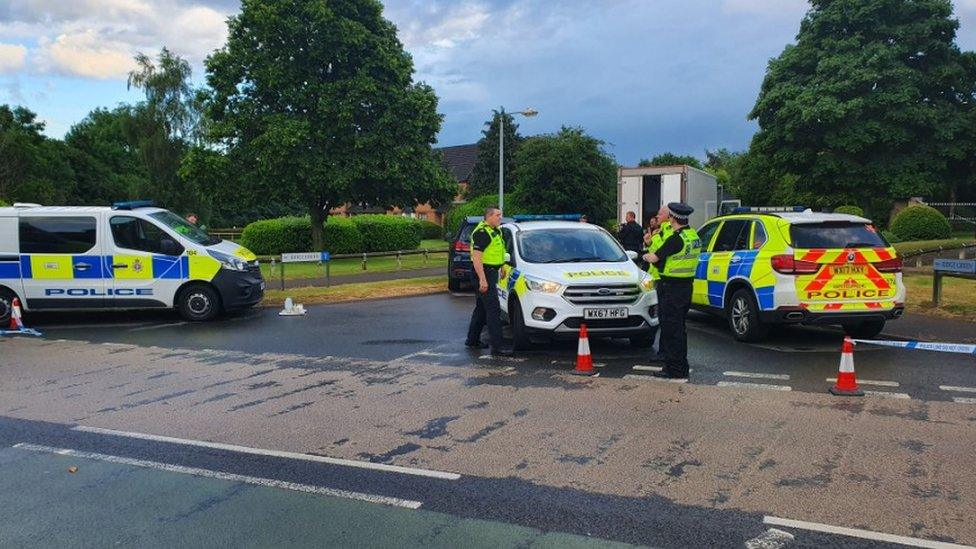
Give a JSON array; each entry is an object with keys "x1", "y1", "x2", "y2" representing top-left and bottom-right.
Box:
[{"x1": 2, "y1": 294, "x2": 975, "y2": 548}]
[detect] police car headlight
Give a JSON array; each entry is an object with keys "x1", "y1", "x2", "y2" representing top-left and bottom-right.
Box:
[
  {"x1": 525, "y1": 276, "x2": 563, "y2": 294},
  {"x1": 639, "y1": 273, "x2": 654, "y2": 292},
  {"x1": 207, "y1": 250, "x2": 248, "y2": 272}
]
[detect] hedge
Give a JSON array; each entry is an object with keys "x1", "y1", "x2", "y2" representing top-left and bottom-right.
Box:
[
  {"x1": 323, "y1": 217, "x2": 365, "y2": 254},
  {"x1": 240, "y1": 216, "x2": 364, "y2": 255},
  {"x1": 445, "y1": 194, "x2": 527, "y2": 235},
  {"x1": 419, "y1": 220, "x2": 444, "y2": 240},
  {"x1": 834, "y1": 205, "x2": 864, "y2": 217},
  {"x1": 351, "y1": 214, "x2": 422, "y2": 252},
  {"x1": 888, "y1": 205, "x2": 951, "y2": 241}
]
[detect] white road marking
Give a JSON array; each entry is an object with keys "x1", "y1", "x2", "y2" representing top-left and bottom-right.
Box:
[
  {"x1": 763, "y1": 515, "x2": 972, "y2": 548},
  {"x1": 940, "y1": 385, "x2": 976, "y2": 394},
  {"x1": 952, "y1": 397, "x2": 976, "y2": 405},
  {"x1": 71, "y1": 426, "x2": 460, "y2": 480},
  {"x1": 863, "y1": 390, "x2": 911, "y2": 400},
  {"x1": 827, "y1": 378, "x2": 899, "y2": 388},
  {"x1": 745, "y1": 528, "x2": 795, "y2": 549},
  {"x1": 128, "y1": 322, "x2": 188, "y2": 332},
  {"x1": 717, "y1": 381, "x2": 791, "y2": 392},
  {"x1": 13, "y1": 443, "x2": 421, "y2": 509},
  {"x1": 414, "y1": 352, "x2": 460, "y2": 358},
  {"x1": 623, "y1": 374, "x2": 686, "y2": 383},
  {"x1": 101, "y1": 342, "x2": 136, "y2": 348},
  {"x1": 723, "y1": 371, "x2": 790, "y2": 381},
  {"x1": 632, "y1": 365, "x2": 662, "y2": 372},
  {"x1": 478, "y1": 354, "x2": 527, "y2": 362}
]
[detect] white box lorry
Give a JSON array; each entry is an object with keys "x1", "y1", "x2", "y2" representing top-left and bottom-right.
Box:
[{"x1": 617, "y1": 165, "x2": 737, "y2": 228}]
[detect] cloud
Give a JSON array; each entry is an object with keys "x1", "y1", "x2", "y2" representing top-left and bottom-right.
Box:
[
  {"x1": 38, "y1": 31, "x2": 137, "y2": 79},
  {"x1": 721, "y1": 0, "x2": 809, "y2": 18},
  {"x1": 0, "y1": 42, "x2": 28, "y2": 73}
]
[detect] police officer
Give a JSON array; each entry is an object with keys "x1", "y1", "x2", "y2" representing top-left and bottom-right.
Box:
[
  {"x1": 643, "y1": 205, "x2": 672, "y2": 361},
  {"x1": 643, "y1": 202, "x2": 701, "y2": 380},
  {"x1": 465, "y1": 207, "x2": 513, "y2": 356}
]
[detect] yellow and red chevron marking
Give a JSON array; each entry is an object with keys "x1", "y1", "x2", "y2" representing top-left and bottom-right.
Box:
[
  {"x1": 798, "y1": 247, "x2": 896, "y2": 264},
  {"x1": 802, "y1": 301, "x2": 894, "y2": 312}
]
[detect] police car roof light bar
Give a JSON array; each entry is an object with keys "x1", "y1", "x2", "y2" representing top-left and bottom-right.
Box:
[
  {"x1": 732, "y1": 206, "x2": 808, "y2": 214},
  {"x1": 513, "y1": 214, "x2": 582, "y2": 222},
  {"x1": 112, "y1": 200, "x2": 156, "y2": 210}
]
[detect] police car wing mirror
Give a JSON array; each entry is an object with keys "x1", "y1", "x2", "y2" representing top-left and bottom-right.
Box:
[
  {"x1": 625, "y1": 250, "x2": 639, "y2": 260},
  {"x1": 504, "y1": 252, "x2": 512, "y2": 264}
]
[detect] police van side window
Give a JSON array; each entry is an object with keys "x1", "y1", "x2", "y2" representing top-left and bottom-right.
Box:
[
  {"x1": 712, "y1": 219, "x2": 748, "y2": 252},
  {"x1": 19, "y1": 216, "x2": 97, "y2": 254},
  {"x1": 110, "y1": 216, "x2": 184, "y2": 255},
  {"x1": 697, "y1": 222, "x2": 721, "y2": 252}
]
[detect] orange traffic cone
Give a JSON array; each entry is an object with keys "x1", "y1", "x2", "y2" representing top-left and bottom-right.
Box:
[
  {"x1": 572, "y1": 324, "x2": 596, "y2": 376},
  {"x1": 8, "y1": 297, "x2": 23, "y2": 330},
  {"x1": 829, "y1": 336, "x2": 863, "y2": 396}
]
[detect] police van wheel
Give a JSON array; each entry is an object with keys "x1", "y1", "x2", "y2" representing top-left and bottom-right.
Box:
[
  {"x1": 177, "y1": 285, "x2": 221, "y2": 322},
  {"x1": 727, "y1": 288, "x2": 768, "y2": 342},
  {"x1": 0, "y1": 288, "x2": 13, "y2": 326},
  {"x1": 510, "y1": 300, "x2": 531, "y2": 351},
  {"x1": 843, "y1": 320, "x2": 885, "y2": 339}
]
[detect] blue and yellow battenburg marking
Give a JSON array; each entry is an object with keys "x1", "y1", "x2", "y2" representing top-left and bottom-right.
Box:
[
  {"x1": 694, "y1": 249, "x2": 776, "y2": 309},
  {"x1": 0, "y1": 253, "x2": 227, "y2": 282}
]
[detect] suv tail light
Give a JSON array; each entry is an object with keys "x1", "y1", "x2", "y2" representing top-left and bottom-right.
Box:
[
  {"x1": 771, "y1": 254, "x2": 821, "y2": 274},
  {"x1": 874, "y1": 257, "x2": 902, "y2": 273},
  {"x1": 453, "y1": 240, "x2": 470, "y2": 252}
]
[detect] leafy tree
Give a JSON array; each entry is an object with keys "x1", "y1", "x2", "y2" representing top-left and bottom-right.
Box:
[
  {"x1": 203, "y1": 0, "x2": 455, "y2": 250},
  {"x1": 747, "y1": 0, "x2": 976, "y2": 219},
  {"x1": 64, "y1": 106, "x2": 147, "y2": 205},
  {"x1": 512, "y1": 127, "x2": 617, "y2": 223},
  {"x1": 0, "y1": 105, "x2": 75, "y2": 204},
  {"x1": 638, "y1": 152, "x2": 703, "y2": 170},
  {"x1": 468, "y1": 110, "x2": 522, "y2": 197},
  {"x1": 704, "y1": 148, "x2": 746, "y2": 199}
]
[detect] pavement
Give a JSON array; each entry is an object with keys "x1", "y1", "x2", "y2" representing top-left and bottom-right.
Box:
[{"x1": 2, "y1": 294, "x2": 976, "y2": 547}]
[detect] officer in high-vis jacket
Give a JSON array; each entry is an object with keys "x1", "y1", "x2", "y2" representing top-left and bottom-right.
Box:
[
  {"x1": 643, "y1": 202, "x2": 701, "y2": 380},
  {"x1": 465, "y1": 206, "x2": 513, "y2": 356}
]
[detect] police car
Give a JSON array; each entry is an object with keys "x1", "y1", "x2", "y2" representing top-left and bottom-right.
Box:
[
  {"x1": 0, "y1": 201, "x2": 264, "y2": 324},
  {"x1": 496, "y1": 215, "x2": 657, "y2": 349},
  {"x1": 692, "y1": 207, "x2": 905, "y2": 341}
]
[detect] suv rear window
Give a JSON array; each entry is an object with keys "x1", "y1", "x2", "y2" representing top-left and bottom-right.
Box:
[
  {"x1": 457, "y1": 222, "x2": 475, "y2": 243},
  {"x1": 790, "y1": 223, "x2": 887, "y2": 249}
]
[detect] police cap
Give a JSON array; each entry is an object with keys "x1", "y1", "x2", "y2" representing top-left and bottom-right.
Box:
[{"x1": 668, "y1": 202, "x2": 694, "y2": 220}]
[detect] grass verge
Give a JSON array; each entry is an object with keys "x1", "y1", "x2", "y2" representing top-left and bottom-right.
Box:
[
  {"x1": 903, "y1": 272, "x2": 976, "y2": 322},
  {"x1": 262, "y1": 276, "x2": 446, "y2": 306},
  {"x1": 261, "y1": 253, "x2": 447, "y2": 280},
  {"x1": 893, "y1": 238, "x2": 974, "y2": 255}
]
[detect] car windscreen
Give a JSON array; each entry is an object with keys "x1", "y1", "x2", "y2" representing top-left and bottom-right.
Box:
[
  {"x1": 518, "y1": 228, "x2": 628, "y2": 264},
  {"x1": 149, "y1": 211, "x2": 221, "y2": 246},
  {"x1": 790, "y1": 222, "x2": 887, "y2": 249}
]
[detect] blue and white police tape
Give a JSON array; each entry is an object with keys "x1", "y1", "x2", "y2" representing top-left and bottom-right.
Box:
[
  {"x1": 0, "y1": 328, "x2": 43, "y2": 337},
  {"x1": 853, "y1": 339, "x2": 976, "y2": 355}
]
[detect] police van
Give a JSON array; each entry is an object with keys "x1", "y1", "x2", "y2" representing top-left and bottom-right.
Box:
[
  {"x1": 0, "y1": 201, "x2": 265, "y2": 324},
  {"x1": 496, "y1": 216, "x2": 657, "y2": 349},
  {"x1": 692, "y1": 207, "x2": 905, "y2": 341}
]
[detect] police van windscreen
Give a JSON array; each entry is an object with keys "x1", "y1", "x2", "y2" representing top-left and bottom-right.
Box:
[
  {"x1": 790, "y1": 222, "x2": 888, "y2": 249},
  {"x1": 518, "y1": 229, "x2": 628, "y2": 264},
  {"x1": 150, "y1": 211, "x2": 220, "y2": 245}
]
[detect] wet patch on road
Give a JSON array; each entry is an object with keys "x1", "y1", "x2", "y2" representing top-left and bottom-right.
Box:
[
  {"x1": 227, "y1": 379, "x2": 338, "y2": 411},
  {"x1": 404, "y1": 416, "x2": 460, "y2": 440},
  {"x1": 356, "y1": 442, "x2": 422, "y2": 463}
]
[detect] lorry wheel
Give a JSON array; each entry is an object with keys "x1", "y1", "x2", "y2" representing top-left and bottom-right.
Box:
[
  {"x1": 0, "y1": 288, "x2": 13, "y2": 326},
  {"x1": 727, "y1": 288, "x2": 768, "y2": 342},
  {"x1": 843, "y1": 320, "x2": 885, "y2": 339},
  {"x1": 177, "y1": 284, "x2": 221, "y2": 322},
  {"x1": 510, "y1": 300, "x2": 531, "y2": 351},
  {"x1": 448, "y1": 277, "x2": 461, "y2": 292}
]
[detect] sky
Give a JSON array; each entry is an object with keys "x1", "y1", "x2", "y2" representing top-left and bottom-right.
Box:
[{"x1": 0, "y1": 0, "x2": 974, "y2": 166}]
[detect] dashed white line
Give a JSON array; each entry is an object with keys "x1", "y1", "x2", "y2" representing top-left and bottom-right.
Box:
[
  {"x1": 763, "y1": 515, "x2": 972, "y2": 548},
  {"x1": 723, "y1": 371, "x2": 790, "y2": 381},
  {"x1": 412, "y1": 352, "x2": 460, "y2": 358},
  {"x1": 940, "y1": 385, "x2": 976, "y2": 394},
  {"x1": 717, "y1": 381, "x2": 791, "y2": 391},
  {"x1": 632, "y1": 365, "x2": 662, "y2": 372},
  {"x1": 13, "y1": 443, "x2": 422, "y2": 509},
  {"x1": 952, "y1": 397, "x2": 976, "y2": 405},
  {"x1": 478, "y1": 354, "x2": 527, "y2": 362},
  {"x1": 827, "y1": 378, "x2": 900, "y2": 388},
  {"x1": 71, "y1": 426, "x2": 460, "y2": 480},
  {"x1": 863, "y1": 390, "x2": 911, "y2": 400},
  {"x1": 622, "y1": 374, "x2": 685, "y2": 383}
]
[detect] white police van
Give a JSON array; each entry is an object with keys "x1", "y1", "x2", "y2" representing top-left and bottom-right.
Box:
[
  {"x1": 0, "y1": 201, "x2": 264, "y2": 324},
  {"x1": 497, "y1": 216, "x2": 657, "y2": 349}
]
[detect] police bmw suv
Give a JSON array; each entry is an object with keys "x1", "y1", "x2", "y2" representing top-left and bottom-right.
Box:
[{"x1": 496, "y1": 218, "x2": 657, "y2": 349}]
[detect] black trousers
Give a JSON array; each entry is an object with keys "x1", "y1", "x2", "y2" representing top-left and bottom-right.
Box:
[
  {"x1": 466, "y1": 266, "x2": 504, "y2": 350},
  {"x1": 658, "y1": 279, "x2": 692, "y2": 377},
  {"x1": 654, "y1": 281, "x2": 667, "y2": 356}
]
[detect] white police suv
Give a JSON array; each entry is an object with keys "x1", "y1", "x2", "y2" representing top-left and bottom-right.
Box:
[{"x1": 496, "y1": 216, "x2": 658, "y2": 349}]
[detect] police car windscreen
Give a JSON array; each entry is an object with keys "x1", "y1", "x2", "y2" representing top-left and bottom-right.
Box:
[
  {"x1": 150, "y1": 211, "x2": 220, "y2": 245},
  {"x1": 790, "y1": 222, "x2": 887, "y2": 249},
  {"x1": 519, "y1": 229, "x2": 627, "y2": 264}
]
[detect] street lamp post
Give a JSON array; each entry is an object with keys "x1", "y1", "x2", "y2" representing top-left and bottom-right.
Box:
[{"x1": 498, "y1": 107, "x2": 538, "y2": 213}]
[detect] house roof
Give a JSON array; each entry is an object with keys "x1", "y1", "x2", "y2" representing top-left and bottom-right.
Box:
[{"x1": 436, "y1": 143, "x2": 479, "y2": 183}]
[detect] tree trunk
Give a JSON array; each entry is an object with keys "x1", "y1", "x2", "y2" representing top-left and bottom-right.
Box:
[{"x1": 310, "y1": 203, "x2": 327, "y2": 252}]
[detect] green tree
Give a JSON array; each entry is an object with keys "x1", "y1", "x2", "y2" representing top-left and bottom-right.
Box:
[
  {"x1": 127, "y1": 48, "x2": 205, "y2": 216},
  {"x1": 468, "y1": 110, "x2": 522, "y2": 197},
  {"x1": 512, "y1": 127, "x2": 617, "y2": 222},
  {"x1": 203, "y1": 0, "x2": 455, "y2": 251},
  {"x1": 0, "y1": 105, "x2": 75, "y2": 204},
  {"x1": 638, "y1": 152, "x2": 703, "y2": 169},
  {"x1": 747, "y1": 0, "x2": 976, "y2": 219},
  {"x1": 64, "y1": 106, "x2": 148, "y2": 205}
]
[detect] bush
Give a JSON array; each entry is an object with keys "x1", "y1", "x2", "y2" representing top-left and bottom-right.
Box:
[
  {"x1": 888, "y1": 205, "x2": 952, "y2": 241},
  {"x1": 834, "y1": 205, "x2": 864, "y2": 217},
  {"x1": 323, "y1": 216, "x2": 364, "y2": 254},
  {"x1": 240, "y1": 216, "x2": 363, "y2": 255},
  {"x1": 445, "y1": 194, "x2": 527, "y2": 235},
  {"x1": 0, "y1": 198, "x2": 8, "y2": 207},
  {"x1": 881, "y1": 230, "x2": 903, "y2": 244},
  {"x1": 419, "y1": 220, "x2": 444, "y2": 240},
  {"x1": 351, "y1": 214, "x2": 422, "y2": 252}
]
